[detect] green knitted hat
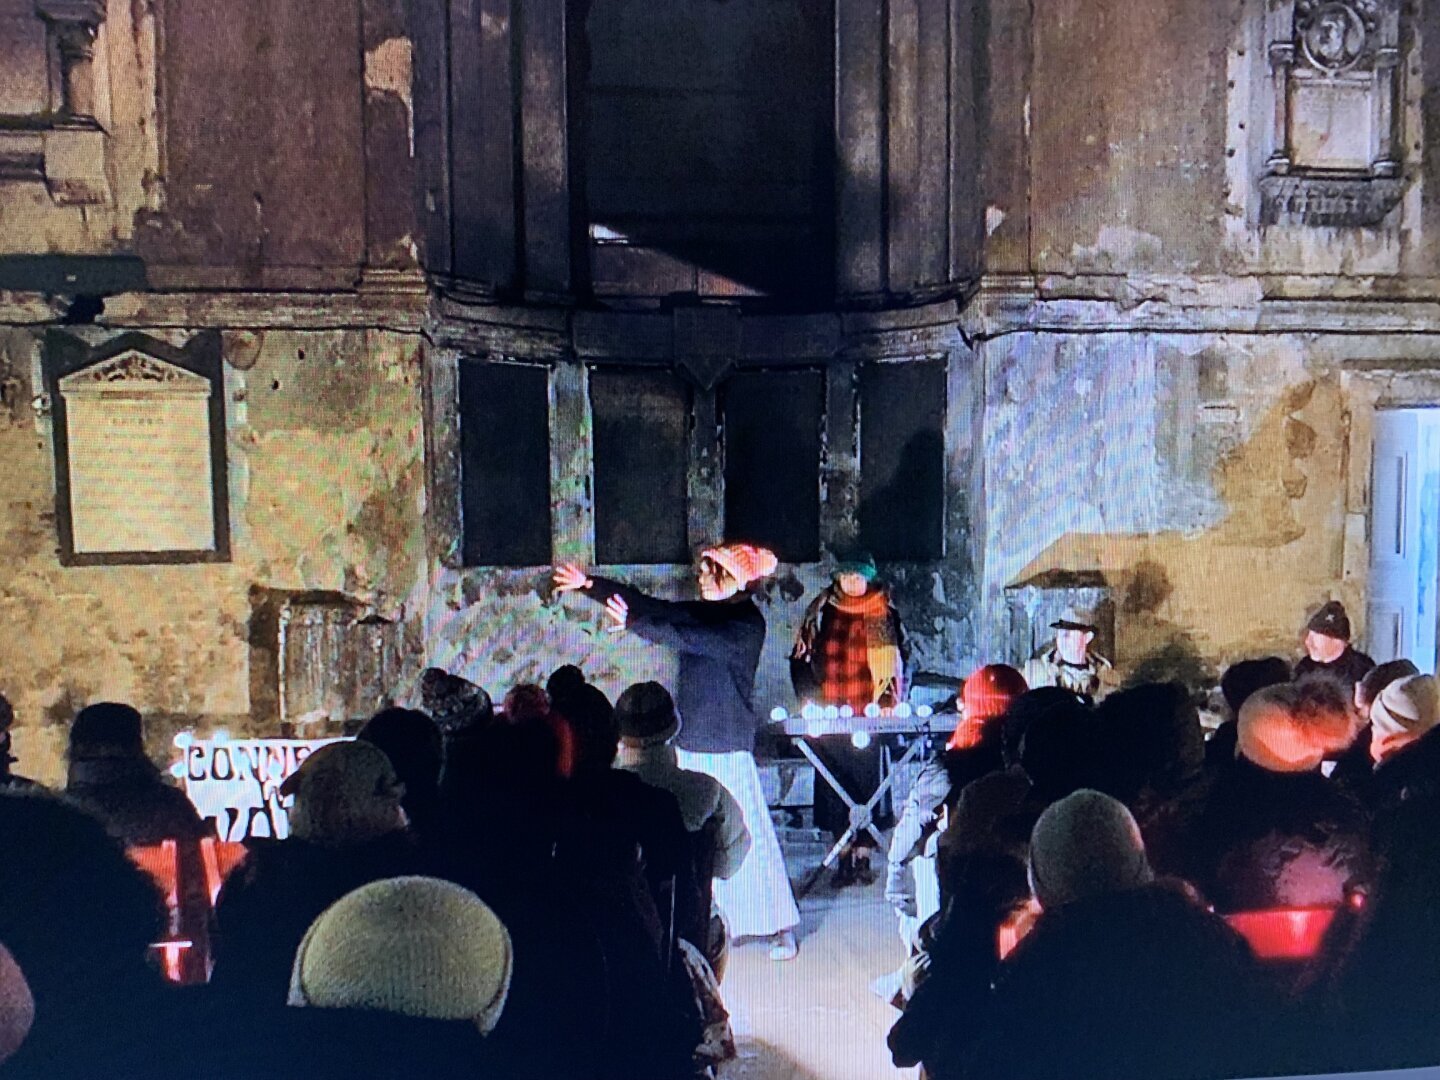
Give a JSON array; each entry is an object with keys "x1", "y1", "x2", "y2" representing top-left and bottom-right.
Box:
[{"x1": 289, "y1": 876, "x2": 514, "y2": 1034}]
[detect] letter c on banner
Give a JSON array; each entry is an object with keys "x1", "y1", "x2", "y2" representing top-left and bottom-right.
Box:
[{"x1": 187, "y1": 746, "x2": 206, "y2": 781}]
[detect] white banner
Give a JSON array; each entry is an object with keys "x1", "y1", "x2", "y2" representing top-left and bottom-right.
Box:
[{"x1": 172, "y1": 734, "x2": 343, "y2": 841}]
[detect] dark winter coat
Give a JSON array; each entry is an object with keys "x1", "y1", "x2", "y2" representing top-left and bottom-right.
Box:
[
  {"x1": 947, "y1": 883, "x2": 1284, "y2": 1080},
  {"x1": 169, "y1": 1002, "x2": 546, "y2": 1080},
  {"x1": 585, "y1": 577, "x2": 767, "y2": 753},
  {"x1": 210, "y1": 831, "x2": 427, "y2": 1005},
  {"x1": 1148, "y1": 756, "x2": 1371, "y2": 913},
  {"x1": 65, "y1": 755, "x2": 210, "y2": 847},
  {"x1": 560, "y1": 768, "x2": 705, "y2": 950},
  {"x1": 1295, "y1": 646, "x2": 1376, "y2": 692},
  {"x1": 1361, "y1": 724, "x2": 1440, "y2": 818}
]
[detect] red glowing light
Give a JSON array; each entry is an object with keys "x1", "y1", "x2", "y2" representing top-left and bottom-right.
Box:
[{"x1": 1223, "y1": 907, "x2": 1338, "y2": 960}]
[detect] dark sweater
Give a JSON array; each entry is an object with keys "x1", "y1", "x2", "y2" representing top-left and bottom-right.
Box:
[
  {"x1": 585, "y1": 577, "x2": 767, "y2": 754},
  {"x1": 1295, "y1": 646, "x2": 1376, "y2": 691}
]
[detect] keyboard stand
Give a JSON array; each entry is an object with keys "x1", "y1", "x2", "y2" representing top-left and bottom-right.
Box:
[{"x1": 794, "y1": 733, "x2": 931, "y2": 870}]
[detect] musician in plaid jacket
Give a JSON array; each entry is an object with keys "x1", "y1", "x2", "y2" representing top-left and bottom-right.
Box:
[{"x1": 791, "y1": 555, "x2": 908, "y2": 885}]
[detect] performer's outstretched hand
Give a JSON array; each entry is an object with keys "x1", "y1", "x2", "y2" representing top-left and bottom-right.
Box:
[
  {"x1": 605, "y1": 594, "x2": 629, "y2": 631},
  {"x1": 552, "y1": 563, "x2": 592, "y2": 593}
]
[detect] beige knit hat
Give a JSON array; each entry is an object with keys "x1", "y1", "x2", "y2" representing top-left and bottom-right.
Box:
[
  {"x1": 281, "y1": 740, "x2": 407, "y2": 847},
  {"x1": 288, "y1": 876, "x2": 514, "y2": 1035},
  {"x1": 1370, "y1": 674, "x2": 1440, "y2": 764},
  {"x1": 1236, "y1": 683, "x2": 1353, "y2": 773},
  {"x1": 1028, "y1": 790, "x2": 1153, "y2": 910}
]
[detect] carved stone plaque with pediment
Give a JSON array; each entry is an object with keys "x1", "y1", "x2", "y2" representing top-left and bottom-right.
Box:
[
  {"x1": 45, "y1": 331, "x2": 230, "y2": 565},
  {"x1": 1260, "y1": 0, "x2": 1405, "y2": 227}
]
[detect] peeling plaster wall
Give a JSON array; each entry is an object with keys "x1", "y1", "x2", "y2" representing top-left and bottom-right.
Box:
[
  {"x1": 0, "y1": 326, "x2": 426, "y2": 785},
  {"x1": 980, "y1": 329, "x2": 1357, "y2": 686}
]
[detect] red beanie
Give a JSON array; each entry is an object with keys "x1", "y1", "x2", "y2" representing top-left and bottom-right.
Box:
[{"x1": 950, "y1": 664, "x2": 1029, "y2": 750}]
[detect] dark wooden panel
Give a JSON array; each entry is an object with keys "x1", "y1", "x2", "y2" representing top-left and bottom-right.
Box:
[
  {"x1": 949, "y1": 0, "x2": 981, "y2": 282},
  {"x1": 836, "y1": 0, "x2": 886, "y2": 296},
  {"x1": 408, "y1": 0, "x2": 453, "y2": 274},
  {"x1": 363, "y1": 0, "x2": 419, "y2": 269},
  {"x1": 591, "y1": 368, "x2": 692, "y2": 564},
  {"x1": 459, "y1": 361, "x2": 551, "y2": 566},
  {"x1": 886, "y1": 0, "x2": 923, "y2": 292},
  {"x1": 583, "y1": 0, "x2": 833, "y2": 301},
  {"x1": 914, "y1": 0, "x2": 952, "y2": 285},
  {"x1": 265, "y1": 0, "x2": 367, "y2": 272},
  {"x1": 450, "y1": 0, "x2": 518, "y2": 286},
  {"x1": 722, "y1": 369, "x2": 823, "y2": 563},
  {"x1": 859, "y1": 360, "x2": 945, "y2": 561},
  {"x1": 520, "y1": 0, "x2": 573, "y2": 295},
  {"x1": 979, "y1": 0, "x2": 1032, "y2": 272}
]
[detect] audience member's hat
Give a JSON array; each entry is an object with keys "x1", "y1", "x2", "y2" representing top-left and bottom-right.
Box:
[
  {"x1": 280, "y1": 740, "x2": 406, "y2": 845},
  {"x1": 68, "y1": 702, "x2": 145, "y2": 758},
  {"x1": 951, "y1": 665, "x2": 1029, "y2": 750},
  {"x1": 1050, "y1": 607, "x2": 1097, "y2": 632},
  {"x1": 1236, "y1": 683, "x2": 1352, "y2": 773},
  {"x1": 701, "y1": 543, "x2": 779, "y2": 588},
  {"x1": 833, "y1": 554, "x2": 878, "y2": 582},
  {"x1": 1220, "y1": 657, "x2": 1292, "y2": 716},
  {"x1": 0, "y1": 942, "x2": 34, "y2": 1066},
  {"x1": 1028, "y1": 790, "x2": 1153, "y2": 909},
  {"x1": 0, "y1": 694, "x2": 13, "y2": 732},
  {"x1": 1305, "y1": 600, "x2": 1352, "y2": 641},
  {"x1": 419, "y1": 668, "x2": 493, "y2": 734},
  {"x1": 1371, "y1": 674, "x2": 1440, "y2": 762},
  {"x1": 615, "y1": 682, "x2": 682, "y2": 747},
  {"x1": 289, "y1": 876, "x2": 513, "y2": 1035}
]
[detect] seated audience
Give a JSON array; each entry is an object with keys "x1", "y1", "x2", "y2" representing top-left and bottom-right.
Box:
[
  {"x1": 613, "y1": 681, "x2": 752, "y2": 975},
  {"x1": 1327, "y1": 796, "x2": 1440, "y2": 1071},
  {"x1": 356, "y1": 706, "x2": 445, "y2": 839},
  {"x1": 886, "y1": 848, "x2": 1031, "y2": 1069},
  {"x1": 1090, "y1": 681, "x2": 1206, "y2": 831},
  {"x1": 935, "y1": 688, "x2": 1092, "y2": 898},
  {"x1": 926, "y1": 790, "x2": 1280, "y2": 1080},
  {"x1": 886, "y1": 665, "x2": 1027, "y2": 931},
  {"x1": 210, "y1": 740, "x2": 425, "y2": 1004},
  {"x1": 1361, "y1": 672, "x2": 1440, "y2": 814},
  {"x1": 1207, "y1": 656, "x2": 1290, "y2": 769},
  {"x1": 64, "y1": 702, "x2": 209, "y2": 846},
  {"x1": 1150, "y1": 679, "x2": 1371, "y2": 913},
  {"x1": 1332, "y1": 658, "x2": 1421, "y2": 789},
  {"x1": 0, "y1": 790, "x2": 173, "y2": 1079}
]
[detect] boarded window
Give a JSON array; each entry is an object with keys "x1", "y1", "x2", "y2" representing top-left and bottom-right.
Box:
[
  {"x1": 459, "y1": 362, "x2": 551, "y2": 566},
  {"x1": 591, "y1": 367, "x2": 692, "y2": 564},
  {"x1": 722, "y1": 369, "x2": 822, "y2": 562},
  {"x1": 859, "y1": 360, "x2": 945, "y2": 560}
]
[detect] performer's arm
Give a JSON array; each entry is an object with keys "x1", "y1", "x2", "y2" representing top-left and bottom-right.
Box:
[{"x1": 556, "y1": 565, "x2": 757, "y2": 658}]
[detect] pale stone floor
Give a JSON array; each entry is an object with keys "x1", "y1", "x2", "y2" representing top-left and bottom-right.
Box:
[{"x1": 721, "y1": 839, "x2": 918, "y2": 1080}]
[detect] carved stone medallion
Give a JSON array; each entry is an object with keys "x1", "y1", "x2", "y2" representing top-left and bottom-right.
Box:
[{"x1": 1296, "y1": 0, "x2": 1372, "y2": 73}]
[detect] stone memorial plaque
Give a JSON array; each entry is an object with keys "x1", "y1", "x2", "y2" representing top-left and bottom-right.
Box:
[
  {"x1": 1289, "y1": 78, "x2": 1373, "y2": 172},
  {"x1": 55, "y1": 344, "x2": 224, "y2": 559}
]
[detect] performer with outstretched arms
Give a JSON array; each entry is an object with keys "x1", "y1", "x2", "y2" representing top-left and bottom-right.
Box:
[{"x1": 553, "y1": 543, "x2": 802, "y2": 960}]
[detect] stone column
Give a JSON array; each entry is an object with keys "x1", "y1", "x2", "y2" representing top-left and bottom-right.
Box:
[{"x1": 36, "y1": 0, "x2": 104, "y2": 120}]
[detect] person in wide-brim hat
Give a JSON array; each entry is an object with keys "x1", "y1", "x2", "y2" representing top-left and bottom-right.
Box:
[{"x1": 1022, "y1": 607, "x2": 1116, "y2": 702}]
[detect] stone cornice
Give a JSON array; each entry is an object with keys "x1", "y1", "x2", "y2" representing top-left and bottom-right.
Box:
[
  {"x1": 965, "y1": 273, "x2": 1440, "y2": 338},
  {"x1": 10, "y1": 273, "x2": 1440, "y2": 345}
]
